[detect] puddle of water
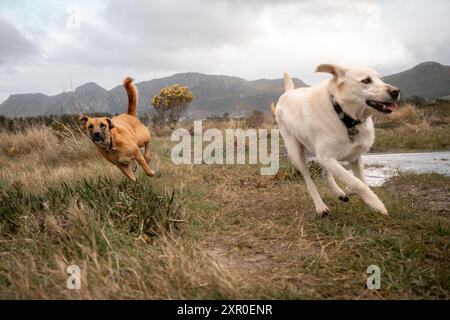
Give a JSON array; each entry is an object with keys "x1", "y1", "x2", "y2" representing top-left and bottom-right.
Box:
[
  {"x1": 281, "y1": 147, "x2": 450, "y2": 187},
  {"x1": 362, "y1": 151, "x2": 450, "y2": 186}
]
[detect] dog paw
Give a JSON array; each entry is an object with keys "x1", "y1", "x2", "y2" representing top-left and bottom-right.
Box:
[
  {"x1": 379, "y1": 207, "x2": 389, "y2": 216},
  {"x1": 316, "y1": 206, "x2": 330, "y2": 217},
  {"x1": 360, "y1": 190, "x2": 388, "y2": 216},
  {"x1": 373, "y1": 205, "x2": 389, "y2": 216},
  {"x1": 339, "y1": 195, "x2": 350, "y2": 202}
]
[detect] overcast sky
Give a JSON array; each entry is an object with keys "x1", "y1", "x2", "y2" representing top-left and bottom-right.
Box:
[{"x1": 1, "y1": 0, "x2": 449, "y2": 102}]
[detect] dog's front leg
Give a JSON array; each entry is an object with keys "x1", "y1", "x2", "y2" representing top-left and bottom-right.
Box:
[
  {"x1": 135, "y1": 150, "x2": 156, "y2": 177},
  {"x1": 318, "y1": 155, "x2": 388, "y2": 215},
  {"x1": 120, "y1": 165, "x2": 137, "y2": 182},
  {"x1": 144, "y1": 141, "x2": 151, "y2": 163},
  {"x1": 345, "y1": 156, "x2": 367, "y2": 196}
]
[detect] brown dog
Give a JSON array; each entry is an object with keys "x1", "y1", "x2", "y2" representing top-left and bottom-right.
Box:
[{"x1": 80, "y1": 77, "x2": 155, "y2": 181}]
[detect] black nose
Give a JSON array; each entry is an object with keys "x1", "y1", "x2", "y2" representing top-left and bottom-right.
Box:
[
  {"x1": 93, "y1": 132, "x2": 102, "y2": 141},
  {"x1": 389, "y1": 87, "x2": 400, "y2": 100}
]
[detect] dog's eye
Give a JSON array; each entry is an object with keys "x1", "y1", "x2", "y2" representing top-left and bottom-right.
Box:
[
  {"x1": 100, "y1": 123, "x2": 106, "y2": 128},
  {"x1": 88, "y1": 124, "x2": 94, "y2": 129},
  {"x1": 361, "y1": 78, "x2": 372, "y2": 85}
]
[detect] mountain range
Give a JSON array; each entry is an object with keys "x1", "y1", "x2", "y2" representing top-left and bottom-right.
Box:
[
  {"x1": 0, "y1": 61, "x2": 449, "y2": 119},
  {"x1": 384, "y1": 61, "x2": 450, "y2": 99}
]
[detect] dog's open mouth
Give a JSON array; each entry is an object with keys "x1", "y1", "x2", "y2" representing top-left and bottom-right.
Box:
[
  {"x1": 366, "y1": 100, "x2": 398, "y2": 114},
  {"x1": 92, "y1": 136, "x2": 105, "y2": 143}
]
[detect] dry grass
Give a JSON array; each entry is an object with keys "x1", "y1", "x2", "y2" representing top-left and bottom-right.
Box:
[
  {"x1": 153, "y1": 113, "x2": 276, "y2": 137},
  {"x1": 0, "y1": 126, "x2": 121, "y2": 193},
  {"x1": 0, "y1": 108, "x2": 449, "y2": 299},
  {"x1": 0, "y1": 126, "x2": 60, "y2": 156},
  {"x1": 372, "y1": 103, "x2": 450, "y2": 152},
  {"x1": 0, "y1": 128, "x2": 242, "y2": 299},
  {"x1": 0, "y1": 203, "x2": 239, "y2": 299},
  {"x1": 374, "y1": 103, "x2": 427, "y2": 128}
]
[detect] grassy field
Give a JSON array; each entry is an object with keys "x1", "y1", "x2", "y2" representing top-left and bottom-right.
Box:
[
  {"x1": 0, "y1": 103, "x2": 449, "y2": 299},
  {"x1": 372, "y1": 102, "x2": 450, "y2": 152}
]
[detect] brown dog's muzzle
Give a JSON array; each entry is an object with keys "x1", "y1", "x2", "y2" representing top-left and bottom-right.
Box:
[{"x1": 92, "y1": 132, "x2": 104, "y2": 142}]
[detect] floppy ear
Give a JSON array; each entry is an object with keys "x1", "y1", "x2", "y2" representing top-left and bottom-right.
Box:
[
  {"x1": 79, "y1": 115, "x2": 89, "y2": 127},
  {"x1": 315, "y1": 64, "x2": 347, "y2": 85},
  {"x1": 106, "y1": 118, "x2": 114, "y2": 129}
]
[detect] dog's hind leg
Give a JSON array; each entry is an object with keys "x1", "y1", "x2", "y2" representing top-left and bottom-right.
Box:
[
  {"x1": 135, "y1": 150, "x2": 155, "y2": 177},
  {"x1": 280, "y1": 127, "x2": 329, "y2": 216},
  {"x1": 326, "y1": 171, "x2": 349, "y2": 202}
]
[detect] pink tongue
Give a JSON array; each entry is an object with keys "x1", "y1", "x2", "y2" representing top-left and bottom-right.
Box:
[
  {"x1": 384, "y1": 102, "x2": 398, "y2": 111},
  {"x1": 386, "y1": 102, "x2": 398, "y2": 111}
]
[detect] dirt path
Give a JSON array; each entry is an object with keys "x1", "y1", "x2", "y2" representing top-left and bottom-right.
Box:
[{"x1": 384, "y1": 174, "x2": 450, "y2": 215}]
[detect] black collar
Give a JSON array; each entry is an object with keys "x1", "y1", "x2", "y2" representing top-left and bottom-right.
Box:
[
  {"x1": 331, "y1": 95, "x2": 362, "y2": 136},
  {"x1": 99, "y1": 135, "x2": 114, "y2": 152}
]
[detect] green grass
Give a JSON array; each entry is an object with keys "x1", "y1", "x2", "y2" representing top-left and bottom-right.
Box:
[
  {"x1": 0, "y1": 176, "x2": 182, "y2": 237},
  {"x1": 183, "y1": 163, "x2": 450, "y2": 299},
  {"x1": 373, "y1": 126, "x2": 450, "y2": 152},
  {"x1": 371, "y1": 102, "x2": 450, "y2": 152},
  {"x1": 0, "y1": 126, "x2": 449, "y2": 299}
]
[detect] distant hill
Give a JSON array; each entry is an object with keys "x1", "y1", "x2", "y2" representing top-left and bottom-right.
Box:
[
  {"x1": 0, "y1": 73, "x2": 307, "y2": 119},
  {"x1": 1, "y1": 62, "x2": 449, "y2": 119},
  {"x1": 384, "y1": 61, "x2": 450, "y2": 100}
]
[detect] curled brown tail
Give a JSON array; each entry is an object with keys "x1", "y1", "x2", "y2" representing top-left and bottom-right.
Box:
[{"x1": 123, "y1": 77, "x2": 138, "y2": 117}]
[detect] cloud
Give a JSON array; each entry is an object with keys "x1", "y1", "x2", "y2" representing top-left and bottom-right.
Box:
[
  {"x1": 50, "y1": 0, "x2": 262, "y2": 72},
  {"x1": 50, "y1": 0, "x2": 417, "y2": 75},
  {"x1": 0, "y1": 17, "x2": 39, "y2": 67},
  {"x1": 0, "y1": 0, "x2": 449, "y2": 102}
]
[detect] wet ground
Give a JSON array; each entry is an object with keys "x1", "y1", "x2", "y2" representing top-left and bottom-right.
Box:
[{"x1": 363, "y1": 151, "x2": 450, "y2": 186}]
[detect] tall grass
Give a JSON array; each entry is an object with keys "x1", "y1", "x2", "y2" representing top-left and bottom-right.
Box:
[
  {"x1": 0, "y1": 126, "x2": 122, "y2": 192},
  {"x1": 0, "y1": 126, "x2": 60, "y2": 156},
  {"x1": 0, "y1": 177, "x2": 182, "y2": 236},
  {"x1": 0, "y1": 127, "x2": 240, "y2": 299},
  {"x1": 0, "y1": 192, "x2": 239, "y2": 298},
  {"x1": 0, "y1": 106, "x2": 449, "y2": 299},
  {"x1": 372, "y1": 103, "x2": 450, "y2": 151}
]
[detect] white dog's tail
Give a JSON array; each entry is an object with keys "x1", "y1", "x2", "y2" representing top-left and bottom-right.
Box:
[{"x1": 283, "y1": 72, "x2": 295, "y2": 92}]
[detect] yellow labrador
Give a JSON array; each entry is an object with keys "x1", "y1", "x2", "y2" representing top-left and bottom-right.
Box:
[{"x1": 272, "y1": 64, "x2": 400, "y2": 216}]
